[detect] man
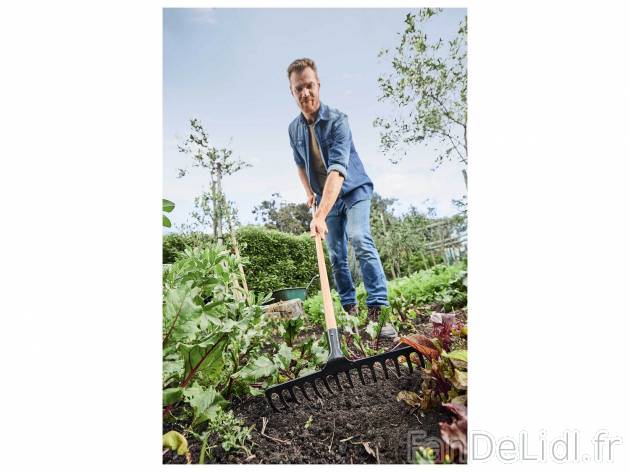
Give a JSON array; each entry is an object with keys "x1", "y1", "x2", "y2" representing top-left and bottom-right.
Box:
[{"x1": 286, "y1": 57, "x2": 396, "y2": 341}]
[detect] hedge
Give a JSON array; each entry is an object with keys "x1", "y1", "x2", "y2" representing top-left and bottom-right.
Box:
[
  {"x1": 235, "y1": 226, "x2": 332, "y2": 297},
  {"x1": 162, "y1": 227, "x2": 332, "y2": 298}
]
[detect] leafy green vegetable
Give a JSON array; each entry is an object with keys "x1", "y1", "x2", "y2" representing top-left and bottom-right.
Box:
[
  {"x1": 180, "y1": 334, "x2": 228, "y2": 385},
  {"x1": 444, "y1": 350, "x2": 467, "y2": 363},
  {"x1": 184, "y1": 384, "x2": 228, "y2": 426},
  {"x1": 233, "y1": 356, "x2": 277, "y2": 382},
  {"x1": 274, "y1": 343, "x2": 293, "y2": 371},
  {"x1": 163, "y1": 387, "x2": 184, "y2": 407}
]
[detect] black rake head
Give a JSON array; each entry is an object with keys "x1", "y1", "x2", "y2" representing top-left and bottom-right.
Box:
[{"x1": 264, "y1": 345, "x2": 424, "y2": 413}]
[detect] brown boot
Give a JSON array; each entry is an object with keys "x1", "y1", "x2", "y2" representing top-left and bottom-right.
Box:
[{"x1": 343, "y1": 304, "x2": 358, "y2": 316}]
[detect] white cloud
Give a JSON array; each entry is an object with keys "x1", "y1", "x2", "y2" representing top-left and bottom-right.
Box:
[
  {"x1": 189, "y1": 8, "x2": 218, "y2": 25},
  {"x1": 367, "y1": 151, "x2": 467, "y2": 217}
]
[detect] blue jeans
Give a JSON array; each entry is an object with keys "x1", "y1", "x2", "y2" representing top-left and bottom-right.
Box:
[{"x1": 324, "y1": 198, "x2": 389, "y2": 307}]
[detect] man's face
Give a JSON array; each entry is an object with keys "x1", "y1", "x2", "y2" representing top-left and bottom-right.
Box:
[{"x1": 289, "y1": 67, "x2": 320, "y2": 118}]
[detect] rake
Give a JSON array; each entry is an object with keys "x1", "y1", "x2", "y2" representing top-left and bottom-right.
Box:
[{"x1": 264, "y1": 218, "x2": 423, "y2": 413}]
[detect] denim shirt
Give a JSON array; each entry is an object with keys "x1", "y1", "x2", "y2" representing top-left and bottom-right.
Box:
[{"x1": 288, "y1": 102, "x2": 373, "y2": 209}]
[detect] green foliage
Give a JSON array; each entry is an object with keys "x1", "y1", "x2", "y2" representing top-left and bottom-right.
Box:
[
  {"x1": 281, "y1": 315, "x2": 304, "y2": 347},
  {"x1": 388, "y1": 262, "x2": 467, "y2": 314},
  {"x1": 176, "y1": 118, "x2": 251, "y2": 236},
  {"x1": 163, "y1": 198, "x2": 175, "y2": 228},
  {"x1": 162, "y1": 232, "x2": 468, "y2": 463},
  {"x1": 235, "y1": 226, "x2": 331, "y2": 296},
  {"x1": 414, "y1": 447, "x2": 437, "y2": 464},
  {"x1": 162, "y1": 244, "x2": 276, "y2": 406},
  {"x1": 304, "y1": 415, "x2": 313, "y2": 429},
  {"x1": 184, "y1": 384, "x2": 229, "y2": 427},
  {"x1": 252, "y1": 192, "x2": 311, "y2": 235},
  {"x1": 163, "y1": 232, "x2": 214, "y2": 264},
  {"x1": 164, "y1": 226, "x2": 332, "y2": 296},
  {"x1": 232, "y1": 356, "x2": 277, "y2": 382},
  {"x1": 206, "y1": 409, "x2": 253, "y2": 454},
  {"x1": 163, "y1": 212, "x2": 466, "y2": 299},
  {"x1": 303, "y1": 289, "x2": 345, "y2": 328},
  {"x1": 369, "y1": 193, "x2": 467, "y2": 279},
  {"x1": 401, "y1": 331, "x2": 467, "y2": 410},
  {"x1": 303, "y1": 262, "x2": 467, "y2": 329},
  {"x1": 163, "y1": 387, "x2": 184, "y2": 407},
  {"x1": 374, "y1": 8, "x2": 467, "y2": 167}
]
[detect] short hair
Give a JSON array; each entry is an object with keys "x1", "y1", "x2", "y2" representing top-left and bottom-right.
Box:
[{"x1": 287, "y1": 58, "x2": 319, "y2": 80}]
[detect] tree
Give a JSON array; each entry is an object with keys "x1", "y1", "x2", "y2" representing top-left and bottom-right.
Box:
[
  {"x1": 369, "y1": 193, "x2": 466, "y2": 277},
  {"x1": 370, "y1": 193, "x2": 401, "y2": 279},
  {"x1": 177, "y1": 119, "x2": 251, "y2": 240},
  {"x1": 252, "y1": 193, "x2": 311, "y2": 235},
  {"x1": 374, "y1": 8, "x2": 467, "y2": 173}
]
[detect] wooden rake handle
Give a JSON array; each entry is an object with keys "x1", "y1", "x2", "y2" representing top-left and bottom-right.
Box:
[{"x1": 312, "y1": 205, "x2": 337, "y2": 331}]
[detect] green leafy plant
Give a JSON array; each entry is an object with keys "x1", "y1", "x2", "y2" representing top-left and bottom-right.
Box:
[
  {"x1": 414, "y1": 446, "x2": 437, "y2": 464},
  {"x1": 280, "y1": 315, "x2": 304, "y2": 347},
  {"x1": 235, "y1": 226, "x2": 331, "y2": 297},
  {"x1": 304, "y1": 415, "x2": 313, "y2": 430},
  {"x1": 400, "y1": 333, "x2": 467, "y2": 409},
  {"x1": 162, "y1": 244, "x2": 276, "y2": 415},
  {"x1": 207, "y1": 409, "x2": 253, "y2": 454},
  {"x1": 163, "y1": 198, "x2": 175, "y2": 228}
]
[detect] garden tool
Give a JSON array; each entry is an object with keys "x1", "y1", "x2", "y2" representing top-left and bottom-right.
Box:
[{"x1": 264, "y1": 206, "x2": 423, "y2": 413}]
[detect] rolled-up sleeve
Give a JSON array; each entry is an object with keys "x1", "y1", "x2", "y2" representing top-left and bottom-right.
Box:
[{"x1": 326, "y1": 114, "x2": 350, "y2": 179}]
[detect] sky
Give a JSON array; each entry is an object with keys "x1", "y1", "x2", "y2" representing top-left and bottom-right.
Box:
[{"x1": 163, "y1": 8, "x2": 467, "y2": 232}]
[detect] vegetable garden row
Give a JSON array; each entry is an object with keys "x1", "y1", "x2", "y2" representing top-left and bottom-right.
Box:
[{"x1": 163, "y1": 243, "x2": 468, "y2": 464}]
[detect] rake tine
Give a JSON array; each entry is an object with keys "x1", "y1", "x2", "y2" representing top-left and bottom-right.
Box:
[
  {"x1": 380, "y1": 360, "x2": 389, "y2": 379},
  {"x1": 393, "y1": 357, "x2": 402, "y2": 377},
  {"x1": 265, "y1": 392, "x2": 280, "y2": 413},
  {"x1": 278, "y1": 391, "x2": 290, "y2": 409},
  {"x1": 356, "y1": 366, "x2": 367, "y2": 385},
  {"x1": 333, "y1": 373, "x2": 343, "y2": 392},
  {"x1": 322, "y1": 376, "x2": 335, "y2": 395},
  {"x1": 405, "y1": 353, "x2": 413, "y2": 374},
  {"x1": 288, "y1": 387, "x2": 300, "y2": 405},
  {"x1": 368, "y1": 364, "x2": 377, "y2": 382},
  {"x1": 310, "y1": 381, "x2": 324, "y2": 399},
  {"x1": 345, "y1": 369, "x2": 354, "y2": 388},
  {"x1": 299, "y1": 384, "x2": 312, "y2": 402}
]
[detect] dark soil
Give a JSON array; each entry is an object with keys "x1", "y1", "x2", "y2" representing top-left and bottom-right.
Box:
[
  {"x1": 163, "y1": 307, "x2": 467, "y2": 464},
  {"x1": 165, "y1": 361, "x2": 453, "y2": 464}
]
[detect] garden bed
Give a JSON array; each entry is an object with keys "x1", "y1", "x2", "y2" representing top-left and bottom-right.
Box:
[
  {"x1": 165, "y1": 367, "x2": 452, "y2": 464},
  {"x1": 162, "y1": 248, "x2": 467, "y2": 464},
  {"x1": 164, "y1": 308, "x2": 467, "y2": 464}
]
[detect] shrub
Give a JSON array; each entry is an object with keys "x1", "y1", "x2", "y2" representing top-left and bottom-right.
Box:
[
  {"x1": 163, "y1": 227, "x2": 332, "y2": 296},
  {"x1": 234, "y1": 226, "x2": 332, "y2": 297},
  {"x1": 163, "y1": 232, "x2": 214, "y2": 264}
]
